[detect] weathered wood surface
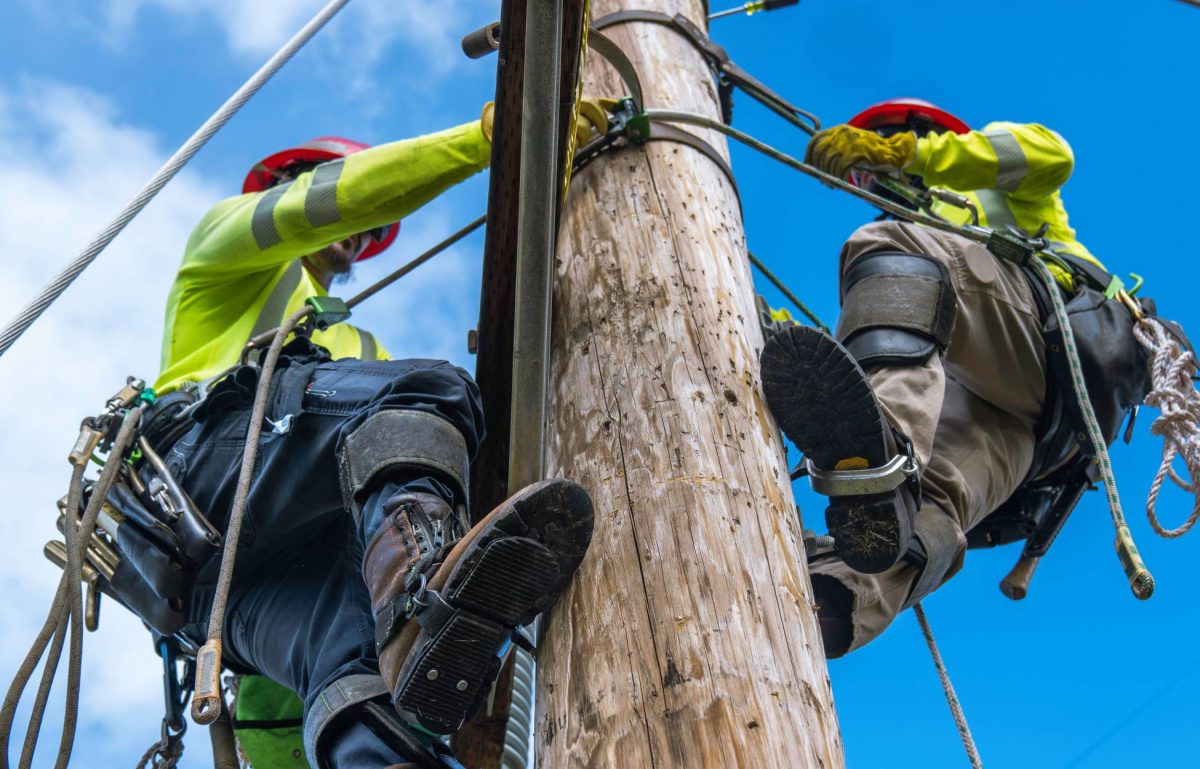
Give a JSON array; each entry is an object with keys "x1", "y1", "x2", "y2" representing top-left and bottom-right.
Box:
[{"x1": 536, "y1": 1, "x2": 845, "y2": 767}]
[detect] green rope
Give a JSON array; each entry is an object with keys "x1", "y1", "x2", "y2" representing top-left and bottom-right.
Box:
[
  {"x1": 747, "y1": 251, "x2": 830, "y2": 334},
  {"x1": 1026, "y1": 257, "x2": 1154, "y2": 599}
]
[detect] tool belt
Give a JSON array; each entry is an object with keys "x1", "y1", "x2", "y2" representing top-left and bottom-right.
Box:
[
  {"x1": 51, "y1": 379, "x2": 220, "y2": 638},
  {"x1": 969, "y1": 252, "x2": 1189, "y2": 550}
]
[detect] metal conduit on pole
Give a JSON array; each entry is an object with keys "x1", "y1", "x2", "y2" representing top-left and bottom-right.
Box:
[
  {"x1": 0, "y1": 0, "x2": 351, "y2": 360},
  {"x1": 502, "y1": 1, "x2": 564, "y2": 767}
]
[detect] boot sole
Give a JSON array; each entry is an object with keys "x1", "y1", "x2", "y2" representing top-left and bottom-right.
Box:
[
  {"x1": 393, "y1": 478, "x2": 594, "y2": 734},
  {"x1": 760, "y1": 326, "x2": 910, "y2": 573}
]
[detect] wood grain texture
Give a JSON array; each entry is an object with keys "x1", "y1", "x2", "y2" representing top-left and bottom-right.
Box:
[{"x1": 536, "y1": 1, "x2": 845, "y2": 767}]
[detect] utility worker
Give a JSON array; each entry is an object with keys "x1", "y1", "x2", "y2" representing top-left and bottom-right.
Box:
[
  {"x1": 760, "y1": 98, "x2": 1137, "y2": 658},
  {"x1": 146, "y1": 103, "x2": 607, "y2": 768}
]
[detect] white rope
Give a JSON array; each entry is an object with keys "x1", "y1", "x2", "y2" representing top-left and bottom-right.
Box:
[
  {"x1": 913, "y1": 604, "x2": 983, "y2": 769},
  {"x1": 1133, "y1": 317, "x2": 1200, "y2": 537},
  {"x1": 0, "y1": 0, "x2": 352, "y2": 359}
]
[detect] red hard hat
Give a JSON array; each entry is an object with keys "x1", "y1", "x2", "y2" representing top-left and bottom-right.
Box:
[
  {"x1": 848, "y1": 98, "x2": 970, "y2": 135},
  {"x1": 242, "y1": 136, "x2": 399, "y2": 261}
]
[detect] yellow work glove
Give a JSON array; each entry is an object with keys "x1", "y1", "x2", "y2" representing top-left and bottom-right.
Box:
[
  {"x1": 573, "y1": 96, "x2": 616, "y2": 148},
  {"x1": 481, "y1": 101, "x2": 495, "y2": 143},
  {"x1": 805, "y1": 124, "x2": 917, "y2": 180},
  {"x1": 481, "y1": 97, "x2": 615, "y2": 147}
]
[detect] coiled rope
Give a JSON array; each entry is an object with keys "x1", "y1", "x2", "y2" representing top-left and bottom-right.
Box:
[
  {"x1": 1, "y1": 407, "x2": 144, "y2": 769},
  {"x1": 1133, "y1": 317, "x2": 1200, "y2": 538},
  {"x1": 0, "y1": 0, "x2": 352, "y2": 360}
]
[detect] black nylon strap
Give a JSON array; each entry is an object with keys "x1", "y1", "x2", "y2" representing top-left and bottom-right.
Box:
[
  {"x1": 645, "y1": 122, "x2": 740, "y2": 201},
  {"x1": 588, "y1": 31, "x2": 644, "y2": 112},
  {"x1": 1051, "y1": 250, "x2": 1116, "y2": 293}
]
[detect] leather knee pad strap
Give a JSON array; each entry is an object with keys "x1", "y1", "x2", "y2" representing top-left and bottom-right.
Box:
[
  {"x1": 836, "y1": 250, "x2": 957, "y2": 368},
  {"x1": 338, "y1": 410, "x2": 470, "y2": 521}
]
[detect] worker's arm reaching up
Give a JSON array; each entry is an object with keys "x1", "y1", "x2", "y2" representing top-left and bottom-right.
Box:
[
  {"x1": 180, "y1": 120, "x2": 492, "y2": 281},
  {"x1": 905, "y1": 122, "x2": 1075, "y2": 202}
]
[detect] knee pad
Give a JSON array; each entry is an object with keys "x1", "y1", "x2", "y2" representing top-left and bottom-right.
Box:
[
  {"x1": 835, "y1": 250, "x2": 957, "y2": 368},
  {"x1": 338, "y1": 410, "x2": 470, "y2": 520}
]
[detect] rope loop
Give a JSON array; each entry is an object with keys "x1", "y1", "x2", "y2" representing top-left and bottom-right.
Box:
[{"x1": 1133, "y1": 316, "x2": 1200, "y2": 538}]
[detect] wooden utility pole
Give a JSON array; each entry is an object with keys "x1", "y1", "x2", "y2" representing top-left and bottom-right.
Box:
[{"x1": 536, "y1": 1, "x2": 845, "y2": 766}]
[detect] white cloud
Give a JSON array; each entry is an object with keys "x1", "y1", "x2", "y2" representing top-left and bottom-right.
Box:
[
  {"x1": 101, "y1": 0, "x2": 499, "y2": 95},
  {"x1": 0, "y1": 78, "x2": 222, "y2": 769}
]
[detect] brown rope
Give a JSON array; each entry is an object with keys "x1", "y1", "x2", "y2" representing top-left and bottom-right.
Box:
[{"x1": 192, "y1": 306, "x2": 312, "y2": 724}]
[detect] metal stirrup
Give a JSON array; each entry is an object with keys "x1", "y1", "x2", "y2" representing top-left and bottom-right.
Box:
[{"x1": 806, "y1": 452, "x2": 918, "y2": 497}]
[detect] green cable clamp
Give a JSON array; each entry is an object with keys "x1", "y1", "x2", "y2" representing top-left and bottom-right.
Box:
[
  {"x1": 136, "y1": 387, "x2": 157, "y2": 406},
  {"x1": 305, "y1": 296, "x2": 352, "y2": 331},
  {"x1": 626, "y1": 111, "x2": 651, "y2": 145},
  {"x1": 610, "y1": 97, "x2": 650, "y2": 145}
]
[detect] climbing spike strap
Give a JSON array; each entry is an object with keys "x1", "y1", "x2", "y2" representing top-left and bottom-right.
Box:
[{"x1": 836, "y1": 251, "x2": 958, "y2": 368}]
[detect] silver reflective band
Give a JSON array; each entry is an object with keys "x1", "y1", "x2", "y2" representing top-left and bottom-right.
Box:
[
  {"x1": 974, "y1": 188, "x2": 1018, "y2": 230},
  {"x1": 305, "y1": 158, "x2": 343, "y2": 227},
  {"x1": 984, "y1": 129, "x2": 1028, "y2": 192},
  {"x1": 806, "y1": 452, "x2": 919, "y2": 497},
  {"x1": 251, "y1": 180, "x2": 291, "y2": 249}
]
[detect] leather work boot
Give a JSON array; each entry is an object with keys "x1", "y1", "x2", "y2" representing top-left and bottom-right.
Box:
[
  {"x1": 761, "y1": 325, "x2": 919, "y2": 573},
  {"x1": 363, "y1": 478, "x2": 595, "y2": 736}
]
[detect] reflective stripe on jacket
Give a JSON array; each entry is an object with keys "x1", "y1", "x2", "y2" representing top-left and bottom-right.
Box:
[
  {"x1": 906, "y1": 121, "x2": 1103, "y2": 287},
  {"x1": 154, "y1": 121, "x2": 491, "y2": 394}
]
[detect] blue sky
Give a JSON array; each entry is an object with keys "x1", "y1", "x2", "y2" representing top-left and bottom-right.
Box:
[{"x1": 1, "y1": 1, "x2": 1197, "y2": 768}]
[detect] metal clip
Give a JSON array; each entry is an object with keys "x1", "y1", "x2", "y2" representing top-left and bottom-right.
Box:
[
  {"x1": 806, "y1": 452, "x2": 919, "y2": 497},
  {"x1": 68, "y1": 422, "x2": 103, "y2": 468},
  {"x1": 191, "y1": 640, "x2": 223, "y2": 724},
  {"x1": 106, "y1": 376, "x2": 146, "y2": 412}
]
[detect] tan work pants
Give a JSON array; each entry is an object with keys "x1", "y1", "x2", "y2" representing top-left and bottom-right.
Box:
[{"x1": 812, "y1": 221, "x2": 1047, "y2": 655}]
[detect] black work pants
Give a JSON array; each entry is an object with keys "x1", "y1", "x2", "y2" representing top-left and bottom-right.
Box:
[{"x1": 165, "y1": 352, "x2": 484, "y2": 767}]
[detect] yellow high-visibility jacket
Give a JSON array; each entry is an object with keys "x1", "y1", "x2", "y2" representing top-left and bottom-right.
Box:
[
  {"x1": 907, "y1": 121, "x2": 1103, "y2": 285},
  {"x1": 154, "y1": 121, "x2": 491, "y2": 394}
]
